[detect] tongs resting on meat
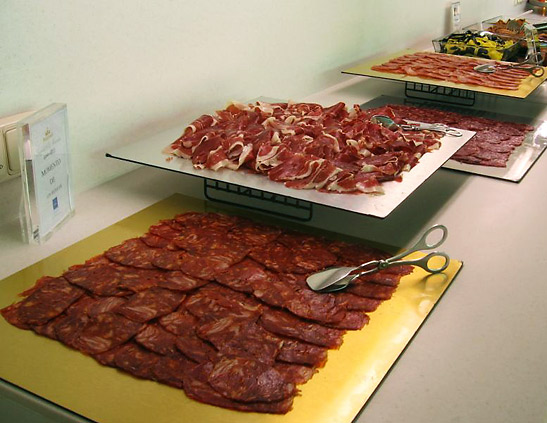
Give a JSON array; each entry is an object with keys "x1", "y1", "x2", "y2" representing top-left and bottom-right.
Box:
[
  {"x1": 371, "y1": 115, "x2": 463, "y2": 137},
  {"x1": 307, "y1": 225, "x2": 450, "y2": 293}
]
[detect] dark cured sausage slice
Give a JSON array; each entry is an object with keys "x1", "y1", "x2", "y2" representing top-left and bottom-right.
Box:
[
  {"x1": 112, "y1": 342, "x2": 160, "y2": 380},
  {"x1": 105, "y1": 238, "x2": 159, "y2": 269},
  {"x1": 115, "y1": 288, "x2": 185, "y2": 323},
  {"x1": 227, "y1": 221, "x2": 281, "y2": 246},
  {"x1": 197, "y1": 318, "x2": 282, "y2": 365},
  {"x1": 333, "y1": 293, "x2": 382, "y2": 312},
  {"x1": 63, "y1": 264, "x2": 130, "y2": 297},
  {"x1": 345, "y1": 282, "x2": 397, "y2": 300},
  {"x1": 11, "y1": 277, "x2": 84, "y2": 326},
  {"x1": 134, "y1": 323, "x2": 178, "y2": 356},
  {"x1": 274, "y1": 363, "x2": 316, "y2": 385},
  {"x1": 183, "y1": 361, "x2": 294, "y2": 414},
  {"x1": 276, "y1": 339, "x2": 328, "y2": 367},
  {"x1": 117, "y1": 268, "x2": 167, "y2": 293},
  {"x1": 157, "y1": 271, "x2": 209, "y2": 292},
  {"x1": 74, "y1": 312, "x2": 144, "y2": 354},
  {"x1": 207, "y1": 356, "x2": 296, "y2": 403},
  {"x1": 259, "y1": 308, "x2": 344, "y2": 348}
]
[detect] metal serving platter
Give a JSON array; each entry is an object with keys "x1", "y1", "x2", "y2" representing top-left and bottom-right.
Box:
[
  {"x1": 361, "y1": 95, "x2": 547, "y2": 182},
  {"x1": 106, "y1": 106, "x2": 474, "y2": 219}
]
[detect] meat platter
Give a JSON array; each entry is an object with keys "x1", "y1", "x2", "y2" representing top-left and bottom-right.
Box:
[
  {"x1": 0, "y1": 194, "x2": 462, "y2": 423},
  {"x1": 105, "y1": 101, "x2": 474, "y2": 218},
  {"x1": 361, "y1": 96, "x2": 547, "y2": 182},
  {"x1": 342, "y1": 49, "x2": 547, "y2": 99}
]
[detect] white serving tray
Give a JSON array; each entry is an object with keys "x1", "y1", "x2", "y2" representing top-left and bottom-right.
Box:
[
  {"x1": 106, "y1": 113, "x2": 473, "y2": 218},
  {"x1": 361, "y1": 95, "x2": 547, "y2": 182}
]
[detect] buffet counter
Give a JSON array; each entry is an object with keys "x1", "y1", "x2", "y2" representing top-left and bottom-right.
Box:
[{"x1": 1, "y1": 74, "x2": 547, "y2": 423}]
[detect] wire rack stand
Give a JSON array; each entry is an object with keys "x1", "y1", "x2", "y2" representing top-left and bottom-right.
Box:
[
  {"x1": 203, "y1": 179, "x2": 313, "y2": 221},
  {"x1": 405, "y1": 82, "x2": 476, "y2": 106}
]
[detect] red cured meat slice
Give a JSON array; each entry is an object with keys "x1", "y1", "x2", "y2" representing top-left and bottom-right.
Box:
[
  {"x1": 151, "y1": 353, "x2": 192, "y2": 388},
  {"x1": 140, "y1": 233, "x2": 171, "y2": 248},
  {"x1": 87, "y1": 297, "x2": 127, "y2": 317},
  {"x1": 116, "y1": 288, "x2": 185, "y2": 323},
  {"x1": 345, "y1": 282, "x2": 397, "y2": 300},
  {"x1": 10, "y1": 277, "x2": 84, "y2": 326},
  {"x1": 134, "y1": 323, "x2": 178, "y2": 356},
  {"x1": 105, "y1": 238, "x2": 159, "y2": 269},
  {"x1": 227, "y1": 221, "x2": 281, "y2": 246},
  {"x1": 326, "y1": 311, "x2": 369, "y2": 330},
  {"x1": 157, "y1": 271, "x2": 209, "y2": 292},
  {"x1": 249, "y1": 241, "x2": 335, "y2": 274},
  {"x1": 148, "y1": 221, "x2": 182, "y2": 240},
  {"x1": 197, "y1": 317, "x2": 282, "y2": 364},
  {"x1": 0, "y1": 302, "x2": 30, "y2": 330},
  {"x1": 54, "y1": 313, "x2": 89, "y2": 347},
  {"x1": 214, "y1": 258, "x2": 270, "y2": 294},
  {"x1": 259, "y1": 308, "x2": 344, "y2": 348},
  {"x1": 159, "y1": 309, "x2": 218, "y2": 363},
  {"x1": 152, "y1": 250, "x2": 186, "y2": 270},
  {"x1": 208, "y1": 356, "x2": 296, "y2": 403},
  {"x1": 276, "y1": 339, "x2": 328, "y2": 367},
  {"x1": 111, "y1": 342, "x2": 160, "y2": 380},
  {"x1": 179, "y1": 253, "x2": 236, "y2": 280},
  {"x1": 274, "y1": 363, "x2": 316, "y2": 385},
  {"x1": 333, "y1": 293, "x2": 382, "y2": 312},
  {"x1": 183, "y1": 362, "x2": 294, "y2": 414},
  {"x1": 63, "y1": 264, "x2": 130, "y2": 297},
  {"x1": 116, "y1": 267, "x2": 166, "y2": 293},
  {"x1": 74, "y1": 312, "x2": 144, "y2": 354}
]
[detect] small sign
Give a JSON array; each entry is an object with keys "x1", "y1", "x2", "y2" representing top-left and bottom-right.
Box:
[{"x1": 18, "y1": 104, "x2": 75, "y2": 244}]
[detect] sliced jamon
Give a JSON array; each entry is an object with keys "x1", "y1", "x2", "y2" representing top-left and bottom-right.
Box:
[
  {"x1": 134, "y1": 323, "x2": 178, "y2": 356},
  {"x1": 276, "y1": 339, "x2": 328, "y2": 367},
  {"x1": 208, "y1": 356, "x2": 297, "y2": 403},
  {"x1": 183, "y1": 361, "x2": 294, "y2": 414},
  {"x1": 74, "y1": 312, "x2": 144, "y2": 354},
  {"x1": 105, "y1": 238, "x2": 159, "y2": 269},
  {"x1": 8, "y1": 277, "x2": 84, "y2": 326},
  {"x1": 115, "y1": 288, "x2": 185, "y2": 323},
  {"x1": 259, "y1": 308, "x2": 344, "y2": 348}
]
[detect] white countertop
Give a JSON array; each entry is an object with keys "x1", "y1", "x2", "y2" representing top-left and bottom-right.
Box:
[{"x1": 1, "y1": 75, "x2": 547, "y2": 423}]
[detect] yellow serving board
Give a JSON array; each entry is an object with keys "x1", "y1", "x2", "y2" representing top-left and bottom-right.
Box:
[
  {"x1": 0, "y1": 194, "x2": 462, "y2": 423},
  {"x1": 342, "y1": 49, "x2": 547, "y2": 99}
]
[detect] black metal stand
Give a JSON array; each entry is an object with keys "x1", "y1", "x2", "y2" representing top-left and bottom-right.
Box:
[
  {"x1": 203, "y1": 179, "x2": 313, "y2": 221},
  {"x1": 405, "y1": 82, "x2": 476, "y2": 106}
]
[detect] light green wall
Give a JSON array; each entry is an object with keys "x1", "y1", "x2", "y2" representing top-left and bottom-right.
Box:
[{"x1": 1, "y1": 1, "x2": 525, "y2": 193}]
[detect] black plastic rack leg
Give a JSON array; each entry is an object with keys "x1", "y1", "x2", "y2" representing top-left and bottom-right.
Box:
[
  {"x1": 203, "y1": 179, "x2": 313, "y2": 222},
  {"x1": 404, "y1": 81, "x2": 476, "y2": 107}
]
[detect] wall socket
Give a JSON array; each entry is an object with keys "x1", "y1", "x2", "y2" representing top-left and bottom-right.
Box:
[{"x1": 0, "y1": 111, "x2": 34, "y2": 184}]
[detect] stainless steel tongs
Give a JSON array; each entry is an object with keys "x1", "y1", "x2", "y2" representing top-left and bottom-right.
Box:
[
  {"x1": 306, "y1": 224, "x2": 450, "y2": 293},
  {"x1": 371, "y1": 115, "x2": 463, "y2": 137}
]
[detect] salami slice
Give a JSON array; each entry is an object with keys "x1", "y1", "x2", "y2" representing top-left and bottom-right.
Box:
[
  {"x1": 63, "y1": 263, "x2": 130, "y2": 297},
  {"x1": 183, "y1": 361, "x2": 294, "y2": 414},
  {"x1": 112, "y1": 342, "x2": 160, "y2": 380},
  {"x1": 157, "y1": 271, "x2": 209, "y2": 292},
  {"x1": 74, "y1": 312, "x2": 144, "y2": 354},
  {"x1": 345, "y1": 281, "x2": 397, "y2": 300},
  {"x1": 12, "y1": 277, "x2": 84, "y2": 326},
  {"x1": 117, "y1": 268, "x2": 167, "y2": 293},
  {"x1": 276, "y1": 339, "x2": 328, "y2": 367},
  {"x1": 208, "y1": 356, "x2": 296, "y2": 403},
  {"x1": 274, "y1": 363, "x2": 316, "y2": 384},
  {"x1": 151, "y1": 353, "x2": 192, "y2": 388},
  {"x1": 134, "y1": 323, "x2": 178, "y2": 356},
  {"x1": 259, "y1": 308, "x2": 344, "y2": 348},
  {"x1": 105, "y1": 238, "x2": 159, "y2": 269},
  {"x1": 116, "y1": 288, "x2": 185, "y2": 323}
]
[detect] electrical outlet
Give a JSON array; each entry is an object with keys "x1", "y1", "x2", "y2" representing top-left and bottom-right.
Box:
[{"x1": 0, "y1": 111, "x2": 34, "y2": 183}]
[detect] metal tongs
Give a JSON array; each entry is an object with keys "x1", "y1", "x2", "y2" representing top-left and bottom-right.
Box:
[
  {"x1": 306, "y1": 224, "x2": 450, "y2": 293},
  {"x1": 473, "y1": 62, "x2": 545, "y2": 78},
  {"x1": 371, "y1": 115, "x2": 463, "y2": 137}
]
